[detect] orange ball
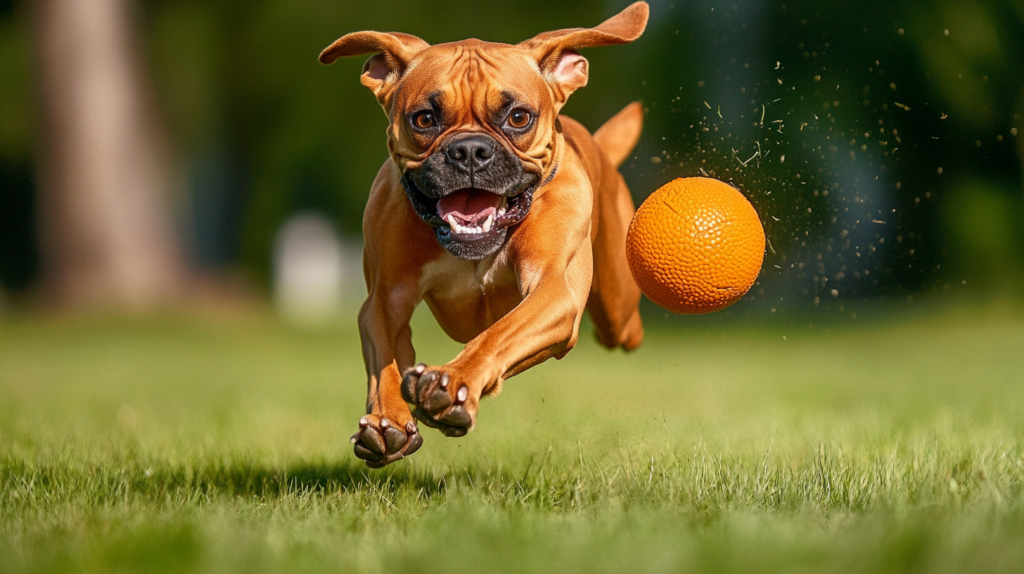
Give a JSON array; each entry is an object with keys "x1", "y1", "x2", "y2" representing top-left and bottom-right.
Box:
[{"x1": 626, "y1": 177, "x2": 765, "y2": 314}]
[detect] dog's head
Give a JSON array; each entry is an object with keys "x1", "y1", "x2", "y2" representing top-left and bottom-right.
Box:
[{"x1": 320, "y1": 3, "x2": 648, "y2": 260}]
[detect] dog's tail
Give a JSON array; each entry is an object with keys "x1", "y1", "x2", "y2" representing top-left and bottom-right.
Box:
[{"x1": 593, "y1": 101, "x2": 643, "y2": 169}]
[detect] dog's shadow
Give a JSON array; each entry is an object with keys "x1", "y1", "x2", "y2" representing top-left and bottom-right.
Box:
[{"x1": 153, "y1": 459, "x2": 452, "y2": 500}]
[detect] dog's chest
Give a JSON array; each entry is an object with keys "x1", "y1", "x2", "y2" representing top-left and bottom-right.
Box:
[
  {"x1": 417, "y1": 251, "x2": 523, "y2": 342},
  {"x1": 419, "y1": 252, "x2": 517, "y2": 302}
]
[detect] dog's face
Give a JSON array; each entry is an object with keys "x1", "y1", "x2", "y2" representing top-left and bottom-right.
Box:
[
  {"x1": 320, "y1": 3, "x2": 649, "y2": 260},
  {"x1": 386, "y1": 43, "x2": 558, "y2": 259}
]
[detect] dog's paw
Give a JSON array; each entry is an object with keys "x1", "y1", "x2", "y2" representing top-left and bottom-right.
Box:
[
  {"x1": 351, "y1": 415, "x2": 423, "y2": 468},
  {"x1": 401, "y1": 364, "x2": 476, "y2": 437}
]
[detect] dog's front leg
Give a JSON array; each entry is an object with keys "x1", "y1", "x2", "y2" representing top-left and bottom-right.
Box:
[
  {"x1": 350, "y1": 283, "x2": 424, "y2": 467},
  {"x1": 403, "y1": 239, "x2": 594, "y2": 437}
]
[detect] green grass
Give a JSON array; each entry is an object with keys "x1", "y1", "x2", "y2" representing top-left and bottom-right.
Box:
[{"x1": 2, "y1": 305, "x2": 1024, "y2": 573}]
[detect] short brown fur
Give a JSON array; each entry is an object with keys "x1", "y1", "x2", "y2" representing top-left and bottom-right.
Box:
[{"x1": 321, "y1": 2, "x2": 649, "y2": 467}]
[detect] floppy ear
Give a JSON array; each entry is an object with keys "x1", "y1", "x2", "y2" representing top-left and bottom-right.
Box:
[
  {"x1": 518, "y1": 2, "x2": 649, "y2": 106},
  {"x1": 319, "y1": 31, "x2": 430, "y2": 104}
]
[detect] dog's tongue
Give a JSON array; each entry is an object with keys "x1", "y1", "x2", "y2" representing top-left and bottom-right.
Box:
[{"x1": 437, "y1": 189, "x2": 501, "y2": 224}]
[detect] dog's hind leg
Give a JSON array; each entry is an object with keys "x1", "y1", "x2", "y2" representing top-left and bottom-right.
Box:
[
  {"x1": 586, "y1": 162, "x2": 644, "y2": 351},
  {"x1": 586, "y1": 103, "x2": 645, "y2": 351}
]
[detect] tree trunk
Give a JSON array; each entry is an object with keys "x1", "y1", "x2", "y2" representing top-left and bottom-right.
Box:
[{"x1": 32, "y1": 0, "x2": 186, "y2": 309}]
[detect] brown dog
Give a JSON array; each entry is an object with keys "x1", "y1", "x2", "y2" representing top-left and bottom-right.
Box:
[{"x1": 320, "y1": 2, "x2": 648, "y2": 467}]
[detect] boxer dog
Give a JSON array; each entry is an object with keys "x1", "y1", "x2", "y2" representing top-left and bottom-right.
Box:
[{"x1": 320, "y1": 2, "x2": 648, "y2": 467}]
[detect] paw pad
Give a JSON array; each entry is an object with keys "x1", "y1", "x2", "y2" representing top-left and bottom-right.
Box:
[
  {"x1": 402, "y1": 364, "x2": 475, "y2": 437},
  {"x1": 352, "y1": 417, "x2": 422, "y2": 468}
]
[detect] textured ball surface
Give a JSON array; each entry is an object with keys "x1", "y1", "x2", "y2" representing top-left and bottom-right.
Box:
[{"x1": 626, "y1": 177, "x2": 765, "y2": 314}]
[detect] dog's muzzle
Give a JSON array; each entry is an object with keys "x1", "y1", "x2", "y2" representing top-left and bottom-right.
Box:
[{"x1": 402, "y1": 133, "x2": 540, "y2": 260}]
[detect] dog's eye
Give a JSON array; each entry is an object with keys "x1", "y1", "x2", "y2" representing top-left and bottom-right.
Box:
[
  {"x1": 507, "y1": 109, "x2": 531, "y2": 129},
  {"x1": 412, "y1": 112, "x2": 436, "y2": 130}
]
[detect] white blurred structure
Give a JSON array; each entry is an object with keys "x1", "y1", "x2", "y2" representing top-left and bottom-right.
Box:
[{"x1": 273, "y1": 213, "x2": 363, "y2": 325}]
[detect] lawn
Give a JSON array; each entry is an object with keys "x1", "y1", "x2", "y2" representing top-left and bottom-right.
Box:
[{"x1": 1, "y1": 304, "x2": 1023, "y2": 573}]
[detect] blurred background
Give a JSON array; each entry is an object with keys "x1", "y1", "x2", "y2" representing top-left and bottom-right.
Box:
[{"x1": 0, "y1": 0, "x2": 1022, "y2": 323}]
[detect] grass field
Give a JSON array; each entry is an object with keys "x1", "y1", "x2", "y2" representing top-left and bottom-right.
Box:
[{"x1": 1, "y1": 304, "x2": 1023, "y2": 573}]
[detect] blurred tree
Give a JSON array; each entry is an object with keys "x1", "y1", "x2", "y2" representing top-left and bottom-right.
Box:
[{"x1": 31, "y1": 0, "x2": 186, "y2": 308}]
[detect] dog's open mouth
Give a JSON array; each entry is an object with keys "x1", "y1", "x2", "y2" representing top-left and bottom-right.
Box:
[
  {"x1": 402, "y1": 172, "x2": 537, "y2": 259},
  {"x1": 436, "y1": 189, "x2": 529, "y2": 239},
  {"x1": 404, "y1": 182, "x2": 534, "y2": 240}
]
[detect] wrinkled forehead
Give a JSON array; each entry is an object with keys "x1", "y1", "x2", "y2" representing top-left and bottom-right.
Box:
[{"x1": 394, "y1": 42, "x2": 551, "y2": 116}]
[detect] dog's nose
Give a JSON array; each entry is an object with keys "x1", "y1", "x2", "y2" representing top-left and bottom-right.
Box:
[{"x1": 445, "y1": 135, "x2": 497, "y2": 173}]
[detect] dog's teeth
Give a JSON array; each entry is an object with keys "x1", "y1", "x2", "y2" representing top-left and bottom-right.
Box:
[{"x1": 446, "y1": 215, "x2": 496, "y2": 235}]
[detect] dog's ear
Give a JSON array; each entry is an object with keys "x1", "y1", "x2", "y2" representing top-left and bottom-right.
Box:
[
  {"x1": 519, "y1": 2, "x2": 648, "y2": 107},
  {"x1": 319, "y1": 31, "x2": 430, "y2": 103}
]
